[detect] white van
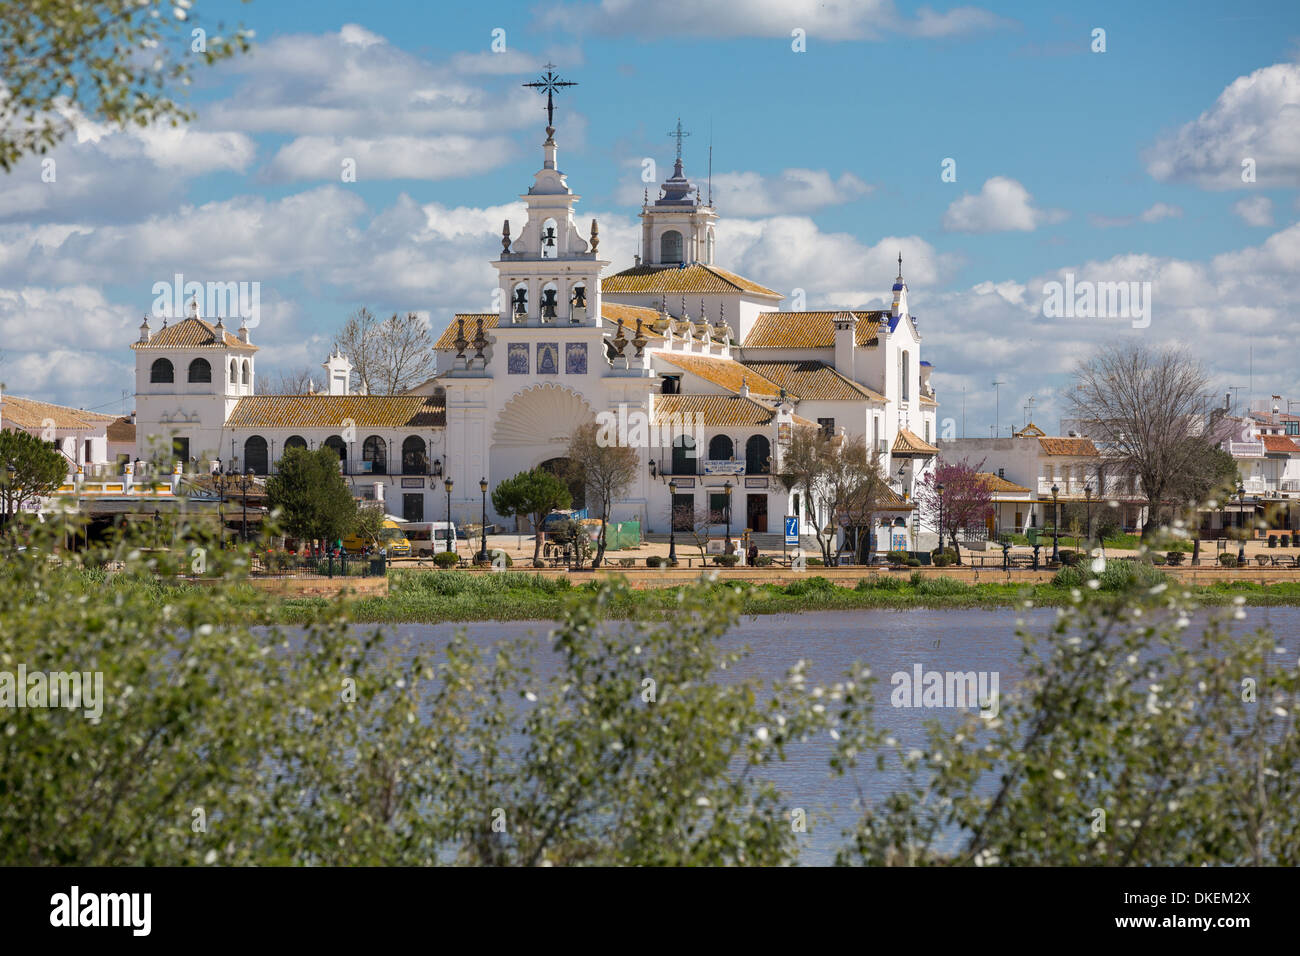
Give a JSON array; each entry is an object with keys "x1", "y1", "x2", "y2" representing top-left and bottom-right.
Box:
[{"x1": 401, "y1": 521, "x2": 458, "y2": 556}]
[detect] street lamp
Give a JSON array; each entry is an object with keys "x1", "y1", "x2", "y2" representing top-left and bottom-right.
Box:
[
  {"x1": 723, "y1": 480, "x2": 733, "y2": 554},
  {"x1": 667, "y1": 478, "x2": 678, "y2": 565},
  {"x1": 1050, "y1": 483, "x2": 1060, "y2": 563},
  {"x1": 238, "y1": 467, "x2": 255, "y2": 542},
  {"x1": 444, "y1": 477, "x2": 454, "y2": 556},
  {"x1": 478, "y1": 476, "x2": 489, "y2": 563},
  {"x1": 1237, "y1": 481, "x2": 1247, "y2": 566},
  {"x1": 936, "y1": 481, "x2": 945, "y2": 554},
  {"x1": 1084, "y1": 481, "x2": 1093, "y2": 547}
]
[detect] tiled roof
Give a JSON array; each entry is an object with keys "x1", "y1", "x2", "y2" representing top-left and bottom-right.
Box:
[
  {"x1": 977, "y1": 472, "x2": 1033, "y2": 494},
  {"x1": 653, "y1": 394, "x2": 783, "y2": 427},
  {"x1": 0, "y1": 394, "x2": 113, "y2": 430},
  {"x1": 741, "y1": 360, "x2": 886, "y2": 402},
  {"x1": 1262, "y1": 435, "x2": 1300, "y2": 454},
  {"x1": 1013, "y1": 422, "x2": 1046, "y2": 437},
  {"x1": 1038, "y1": 437, "x2": 1099, "y2": 457},
  {"x1": 892, "y1": 428, "x2": 939, "y2": 456},
  {"x1": 226, "y1": 395, "x2": 445, "y2": 430},
  {"x1": 435, "y1": 313, "x2": 498, "y2": 350},
  {"x1": 601, "y1": 264, "x2": 780, "y2": 297},
  {"x1": 656, "y1": 353, "x2": 783, "y2": 397},
  {"x1": 742, "y1": 311, "x2": 885, "y2": 349},
  {"x1": 106, "y1": 416, "x2": 136, "y2": 443},
  {"x1": 131, "y1": 317, "x2": 257, "y2": 352}
]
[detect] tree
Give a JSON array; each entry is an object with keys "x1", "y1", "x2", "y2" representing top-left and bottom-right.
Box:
[
  {"x1": 1068, "y1": 345, "x2": 1212, "y2": 537},
  {"x1": 0, "y1": 1, "x2": 253, "y2": 172},
  {"x1": 675, "y1": 502, "x2": 716, "y2": 562},
  {"x1": 778, "y1": 428, "x2": 883, "y2": 564},
  {"x1": 913, "y1": 457, "x2": 994, "y2": 565},
  {"x1": 256, "y1": 367, "x2": 318, "y2": 395},
  {"x1": 264, "y1": 446, "x2": 356, "y2": 544},
  {"x1": 491, "y1": 468, "x2": 570, "y2": 565},
  {"x1": 334, "y1": 308, "x2": 437, "y2": 395},
  {"x1": 350, "y1": 503, "x2": 386, "y2": 550},
  {"x1": 566, "y1": 422, "x2": 638, "y2": 567},
  {"x1": 0, "y1": 429, "x2": 68, "y2": 524},
  {"x1": 1169, "y1": 437, "x2": 1238, "y2": 526}
]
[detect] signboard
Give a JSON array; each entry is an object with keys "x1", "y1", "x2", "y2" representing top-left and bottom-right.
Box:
[
  {"x1": 702, "y1": 460, "x2": 745, "y2": 476},
  {"x1": 744, "y1": 477, "x2": 768, "y2": 488},
  {"x1": 707, "y1": 539, "x2": 725, "y2": 554},
  {"x1": 784, "y1": 515, "x2": 799, "y2": 547}
]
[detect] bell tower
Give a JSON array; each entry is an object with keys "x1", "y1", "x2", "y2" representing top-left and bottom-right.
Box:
[{"x1": 639, "y1": 118, "x2": 719, "y2": 269}]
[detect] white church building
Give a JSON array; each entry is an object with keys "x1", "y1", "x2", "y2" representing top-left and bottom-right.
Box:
[{"x1": 131, "y1": 115, "x2": 938, "y2": 549}]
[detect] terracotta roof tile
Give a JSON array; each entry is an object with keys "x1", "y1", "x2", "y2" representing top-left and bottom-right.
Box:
[
  {"x1": 226, "y1": 396, "x2": 445, "y2": 430},
  {"x1": 1038, "y1": 437, "x2": 1099, "y2": 456},
  {"x1": 977, "y1": 472, "x2": 1033, "y2": 494},
  {"x1": 742, "y1": 311, "x2": 885, "y2": 349},
  {"x1": 741, "y1": 360, "x2": 886, "y2": 402},
  {"x1": 106, "y1": 416, "x2": 136, "y2": 443},
  {"x1": 0, "y1": 394, "x2": 108, "y2": 430},
  {"x1": 602, "y1": 264, "x2": 780, "y2": 297},
  {"x1": 653, "y1": 394, "x2": 782, "y2": 427},
  {"x1": 1262, "y1": 435, "x2": 1300, "y2": 454},
  {"x1": 892, "y1": 428, "x2": 939, "y2": 456},
  {"x1": 655, "y1": 353, "x2": 783, "y2": 397},
  {"x1": 131, "y1": 317, "x2": 257, "y2": 352}
]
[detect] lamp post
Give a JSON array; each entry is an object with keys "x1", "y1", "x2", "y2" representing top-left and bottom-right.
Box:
[
  {"x1": 238, "y1": 467, "x2": 254, "y2": 542},
  {"x1": 723, "y1": 480, "x2": 733, "y2": 553},
  {"x1": 444, "y1": 477, "x2": 454, "y2": 555},
  {"x1": 936, "y1": 481, "x2": 945, "y2": 554},
  {"x1": 1050, "y1": 483, "x2": 1060, "y2": 563},
  {"x1": 1237, "y1": 481, "x2": 1247, "y2": 566},
  {"x1": 478, "y1": 476, "x2": 489, "y2": 563},
  {"x1": 1084, "y1": 481, "x2": 1093, "y2": 548},
  {"x1": 667, "y1": 478, "x2": 678, "y2": 565}
]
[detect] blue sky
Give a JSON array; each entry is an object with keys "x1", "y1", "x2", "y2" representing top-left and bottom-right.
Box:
[{"x1": 2, "y1": 0, "x2": 1299, "y2": 433}]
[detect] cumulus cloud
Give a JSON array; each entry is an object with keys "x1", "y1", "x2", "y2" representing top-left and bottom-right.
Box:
[
  {"x1": 537, "y1": 0, "x2": 1010, "y2": 41},
  {"x1": 1089, "y1": 203, "x2": 1183, "y2": 228},
  {"x1": 1232, "y1": 196, "x2": 1274, "y2": 227},
  {"x1": 706, "y1": 169, "x2": 871, "y2": 216},
  {"x1": 1145, "y1": 61, "x2": 1300, "y2": 189},
  {"x1": 265, "y1": 134, "x2": 517, "y2": 183},
  {"x1": 942, "y1": 177, "x2": 1064, "y2": 233}
]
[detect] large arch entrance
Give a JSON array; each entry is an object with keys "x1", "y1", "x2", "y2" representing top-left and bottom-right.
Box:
[{"x1": 539, "y1": 456, "x2": 585, "y2": 511}]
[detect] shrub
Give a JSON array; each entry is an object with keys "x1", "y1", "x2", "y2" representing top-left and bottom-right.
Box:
[
  {"x1": 754, "y1": 555, "x2": 774, "y2": 567},
  {"x1": 1283, "y1": 535, "x2": 1292, "y2": 548},
  {"x1": 1052, "y1": 565, "x2": 1087, "y2": 588},
  {"x1": 1218, "y1": 553, "x2": 1238, "y2": 568},
  {"x1": 713, "y1": 554, "x2": 739, "y2": 567},
  {"x1": 905, "y1": 558, "x2": 921, "y2": 567},
  {"x1": 914, "y1": 575, "x2": 969, "y2": 597},
  {"x1": 805, "y1": 557, "x2": 824, "y2": 567},
  {"x1": 856, "y1": 575, "x2": 905, "y2": 591},
  {"x1": 783, "y1": 576, "x2": 835, "y2": 597},
  {"x1": 886, "y1": 550, "x2": 909, "y2": 565},
  {"x1": 1268, "y1": 536, "x2": 1278, "y2": 548},
  {"x1": 1151, "y1": 554, "x2": 1167, "y2": 566},
  {"x1": 646, "y1": 556, "x2": 664, "y2": 567},
  {"x1": 1165, "y1": 551, "x2": 1185, "y2": 566},
  {"x1": 618, "y1": 558, "x2": 636, "y2": 568},
  {"x1": 1058, "y1": 550, "x2": 1082, "y2": 567},
  {"x1": 432, "y1": 550, "x2": 460, "y2": 569}
]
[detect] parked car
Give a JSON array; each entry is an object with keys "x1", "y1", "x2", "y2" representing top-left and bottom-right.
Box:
[{"x1": 400, "y1": 521, "x2": 458, "y2": 556}]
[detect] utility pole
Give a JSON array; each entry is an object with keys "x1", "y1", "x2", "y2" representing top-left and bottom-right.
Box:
[
  {"x1": 992, "y1": 380, "x2": 1006, "y2": 438},
  {"x1": 1228, "y1": 385, "x2": 1247, "y2": 415}
]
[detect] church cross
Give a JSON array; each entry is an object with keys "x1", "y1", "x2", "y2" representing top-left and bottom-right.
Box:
[
  {"x1": 667, "y1": 117, "x2": 690, "y2": 162},
  {"x1": 523, "y1": 64, "x2": 577, "y2": 128}
]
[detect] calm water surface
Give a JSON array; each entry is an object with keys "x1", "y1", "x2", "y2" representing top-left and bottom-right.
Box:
[{"x1": 366, "y1": 605, "x2": 1300, "y2": 865}]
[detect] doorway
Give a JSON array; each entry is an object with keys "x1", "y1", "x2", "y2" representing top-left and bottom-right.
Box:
[
  {"x1": 746, "y1": 494, "x2": 768, "y2": 532},
  {"x1": 403, "y1": 493, "x2": 424, "y2": 523}
]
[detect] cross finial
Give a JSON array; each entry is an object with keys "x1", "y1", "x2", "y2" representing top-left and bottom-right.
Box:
[
  {"x1": 667, "y1": 117, "x2": 690, "y2": 162},
  {"x1": 523, "y1": 63, "x2": 577, "y2": 129},
  {"x1": 897, "y1": 251, "x2": 903, "y2": 280}
]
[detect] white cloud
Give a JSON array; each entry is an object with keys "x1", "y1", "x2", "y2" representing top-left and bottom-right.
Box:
[
  {"x1": 942, "y1": 177, "x2": 1064, "y2": 233},
  {"x1": 1232, "y1": 195, "x2": 1274, "y2": 227},
  {"x1": 265, "y1": 134, "x2": 517, "y2": 183},
  {"x1": 1145, "y1": 62, "x2": 1300, "y2": 189},
  {"x1": 1089, "y1": 202, "x2": 1183, "y2": 228},
  {"x1": 706, "y1": 169, "x2": 871, "y2": 216},
  {"x1": 537, "y1": 0, "x2": 1010, "y2": 41}
]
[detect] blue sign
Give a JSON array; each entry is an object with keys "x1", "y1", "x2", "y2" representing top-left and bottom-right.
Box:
[{"x1": 784, "y1": 515, "x2": 799, "y2": 547}]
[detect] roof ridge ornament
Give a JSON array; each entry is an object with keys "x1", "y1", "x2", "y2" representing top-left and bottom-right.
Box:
[{"x1": 522, "y1": 64, "x2": 577, "y2": 130}]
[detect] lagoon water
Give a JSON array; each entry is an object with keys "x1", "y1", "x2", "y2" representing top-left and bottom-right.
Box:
[{"x1": 367, "y1": 605, "x2": 1300, "y2": 865}]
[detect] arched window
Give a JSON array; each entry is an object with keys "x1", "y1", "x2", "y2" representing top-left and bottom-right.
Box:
[
  {"x1": 150, "y1": 358, "x2": 174, "y2": 383},
  {"x1": 746, "y1": 434, "x2": 771, "y2": 474},
  {"x1": 541, "y1": 218, "x2": 558, "y2": 258},
  {"x1": 241, "y1": 360, "x2": 250, "y2": 385},
  {"x1": 661, "y1": 230, "x2": 683, "y2": 264},
  {"x1": 512, "y1": 282, "x2": 529, "y2": 319},
  {"x1": 188, "y1": 358, "x2": 212, "y2": 383},
  {"x1": 672, "y1": 434, "x2": 697, "y2": 475},
  {"x1": 244, "y1": 436, "x2": 268, "y2": 475},
  {"x1": 708, "y1": 435, "x2": 734, "y2": 461},
  {"x1": 402, "y1": 436, "x2": 428, "y2": 475},
  {"x1": 901, "y1": 350, "x2": 910, "y2": 401},
  {"x1": 541, "y1": 280, "x2": 559, "y2": 320},
  {"x1": 362, "y1": 435, "x2": 387, "y2": 474},
  {"x1": 229, "y1": 359, "x2": 238, "y2": 385},
  {"x1": 284, "y1": 435, "x2": 308, "y2": 452},
  {"x1": 323, "y1": 435, "x2": 347, "y2": 473},
  {"x1": 569, "y1": 281, "x2": 587, "y2": 315}
]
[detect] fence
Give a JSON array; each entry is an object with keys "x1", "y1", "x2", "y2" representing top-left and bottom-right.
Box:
[{"x1": 250, "y1": 552, "x2": 388, "y2": 579}]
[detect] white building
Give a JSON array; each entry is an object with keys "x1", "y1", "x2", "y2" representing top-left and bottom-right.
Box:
[{"x1": 131, "y1": 117, "x2": 939, "y2": 548}]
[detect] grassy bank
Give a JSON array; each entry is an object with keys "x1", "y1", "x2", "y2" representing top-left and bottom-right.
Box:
[{"x1": 272, "y1": 567, "x2": 1300, "y2": 624}]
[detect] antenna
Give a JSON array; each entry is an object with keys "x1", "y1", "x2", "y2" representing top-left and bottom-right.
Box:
[
  {"x1": 992, "y1": 380, "x2": 1006, "y2": 437},
  {"x1": 707, "y1": 118, "x2": 713, "y2": 206},
  {"x1": 962, "y1": 384, "x2": 967, "y2": 439},
  {"x1": 1228, "y1": 385, "x2": 1247, "y2": 414},
  {"x1": 1023, "y1": 395, "x2": 1035, "y2": 425}
]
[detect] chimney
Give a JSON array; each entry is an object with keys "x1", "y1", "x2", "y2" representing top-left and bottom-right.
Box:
[{"x1": 833, "y1": 311, "x2": 858, "y2": 381}]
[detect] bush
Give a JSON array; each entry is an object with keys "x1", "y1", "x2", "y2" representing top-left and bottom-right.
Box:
[
  {"x1": 646, "y1": 555, "x2": 665, "y2": 567},
  {"x1": 1165, "y1": 551, "x2": 1185, "y2": 566},
  {"x1": 1052, "y1": 565, "x2": 1087, "y2": 588},
  {"x1": 886, "y1": 550, "x2": 909, "y2": 565},
  {"x1": 1283, "y1": 535, "x2": 1292, "y2": 548},
  {"x1": 856, "y1": 575, "x2": 905, "y2": 591},
  {"x1": 1218, "y1": 553, "x2": 1238, "y2": 568},
  {"x1": 783, "y1": 576, "x2": 835, "y2": 597},
  {"x1": 1058, "y1": 550, "x2": 1082, "y2": 567},
  {"x1": 1151, "y1": 554, "x2": 1167, "y2": 566},
  {"x1": 713, "y1": 554, "x2": 739, "y2": 567},
  {"x1": 905, "y1": 558, "x2": 921, "y2": 567},
  {"x1": 432, "y1": 550, "x2": 460, "y2": 569},
  {"x1": 914, "y1": 575, "x2": 970, "y2": 597},
  {"x1": 805, "y1": 557, "x2": 824, "y2": 567},
  {"x1": 1268, "y1": 536, "x2": 1278, "y2": 548}
]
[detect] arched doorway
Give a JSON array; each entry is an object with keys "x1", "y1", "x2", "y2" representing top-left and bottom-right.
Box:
[{"x1": 539, "y1": 457, "x2": 585, "y2": 511}]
